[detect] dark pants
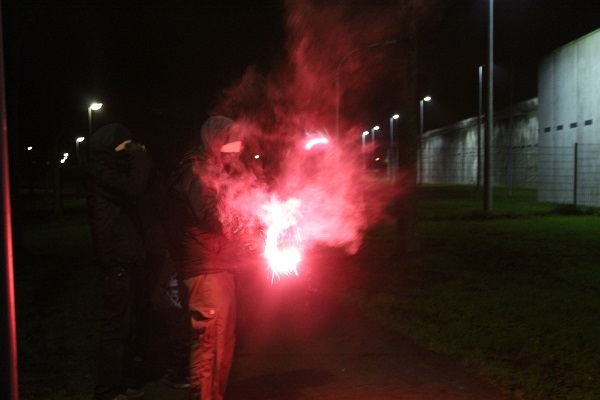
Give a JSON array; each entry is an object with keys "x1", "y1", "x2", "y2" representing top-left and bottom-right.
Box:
[
  {"x1": 94, "y1": 265, "x2": 140, "y2": 400},
  {"x1": 132, "y1": 253, "x2": 164, "y2": 365},
  {"x1": 154, "y1": 276, "x2": 191, "y2": 375},
  {"x1": 184, "y1": 272, "x2": 236, "y2": 400}
]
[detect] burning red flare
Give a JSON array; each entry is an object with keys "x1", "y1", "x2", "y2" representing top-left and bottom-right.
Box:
[
  {"x1": 304, "y1": 137, "x2": 329, "y2": 150},
  {"x1": 260, "y1": 197, "x2": 302, "y2": 282}
]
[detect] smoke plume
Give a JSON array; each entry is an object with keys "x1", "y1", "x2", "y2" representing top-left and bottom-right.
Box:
[{"x1": 210, "y1": 0, "x2": 412, "y2": 254}]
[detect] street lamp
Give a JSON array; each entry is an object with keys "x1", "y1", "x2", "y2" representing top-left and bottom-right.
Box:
[
  {"x1": 370, "y1": 125, "x2": 380, "y2": 170},
  {"x1": 389, "y1": 114, "x2": 400, "y2": 181},
  {"x1": 477, "y1": 65, "x2": 483, "y2": 189},
  {"x1": 335, "y1": 39, "x2": 397, "y2": 138},
  {"x1": 88, "y1": 102, "x2": 103, "y2": 138},
  {"x1": 75, "y1": 136, "x2": 86, "y2": 197},
  {"x1": 362, "y1": 130, "x2": 369, "y2": 168},
  {"x1": 389, "y1": 114, "x2": 399, "y2": 146},
  {"x1": 87, "y1": 102, "x2": 102, "y2": 160},
  {"x1": 371, "y1": 125, "x2": 380, "y2": 148},
  {"x1": 419, "y1": 96, "x2": 431, "y2": 184},
  {"x1": 75, "y1": 137, "x2": 85, "y2": 167},
  {"x1": 484, "y1": 0, "x2": 494, "y2": 215}
]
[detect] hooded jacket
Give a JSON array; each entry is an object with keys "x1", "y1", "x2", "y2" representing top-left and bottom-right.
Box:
[
  {"x1": 88, "y1": 123, "x2": 151, "y2": 268},
  {"x1": 168, "y1": 116, "x2": 246, "y2": 279}
]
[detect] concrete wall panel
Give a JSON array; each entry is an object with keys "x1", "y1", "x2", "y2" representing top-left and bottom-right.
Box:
[
  {"x1": 420, "y1": 99, "x2": 538, "y2": 187},
  {"x1": 418, "y1": 28, "x2": 600, "y2": 205},
  {"x1": 538, "y1": 28, "x2": 600, "y2": 205}
]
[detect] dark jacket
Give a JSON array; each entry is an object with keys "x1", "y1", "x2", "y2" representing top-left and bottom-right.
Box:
[
  {"x1": 88, "y1": 123, "x2": 151, "y2": 268},
  {"x1": 168, "y1": 116, "x2": 246, "y2": 280},
  {"x1": 136, "y1": 167, "x2": 169, "y2": 258}
]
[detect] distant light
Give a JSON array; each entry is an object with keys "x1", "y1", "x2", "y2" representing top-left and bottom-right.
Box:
[
  {"x1": 375, "y1": 157, "x2": 380, "y2": 161},
  {"x1": 60, "y1": 159, "x2": 66, "y2": 164},
  {"x1": 76, "y1": 137, "x2": 85, "y2": 143},
  {"x1": 63, "y1": 153, "x2": 69, "y2": 157},
  {"x1": 89, "y1": 102, "x2": 103, "y2": 111},
  {"x1": 254, "y1": 154, "x2": 260, "y2": 159},
  {"x1": 423, "y1": 96, "x2": 431, "y2": 102},
  {"x1": 304, "y1": 137, "x2": 329, "y2": 150},
  {"x1": 392, "y1": 114, "x2": 400, "y2": 120},
  {"x1": 27, "y1": 146, "x2": 32, "y2": 151},
  {"x1": 362, "y1": 131, "x2": 369, "y2": 136},
  {"x1": 373, "y1": 125, "x2": 380, "y2": 131}
]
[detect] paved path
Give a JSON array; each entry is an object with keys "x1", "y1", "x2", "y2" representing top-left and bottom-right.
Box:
[{"x1": 142, "y1": 272, "x2": 516, "y2": 400}]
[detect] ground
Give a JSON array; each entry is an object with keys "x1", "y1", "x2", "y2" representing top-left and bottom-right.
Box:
[
  {"x1": 142, "y1": 250, "x2": 518, "y2": 400},
  {"x1": 14, "y1": 202, "x2": 518, "y2": 400}
]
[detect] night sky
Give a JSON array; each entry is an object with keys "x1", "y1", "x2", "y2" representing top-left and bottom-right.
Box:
[
  {"x1": 3, "y1": 0, "x2": 289, "y2": 168},
  {"x1": 3, "y1": 0, "x2": 600, "y2": 171}
]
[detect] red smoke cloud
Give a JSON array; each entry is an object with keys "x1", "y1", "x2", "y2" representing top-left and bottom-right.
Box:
[{"x1": 210, "y1": 1, "x2": 410, "y2": 257}]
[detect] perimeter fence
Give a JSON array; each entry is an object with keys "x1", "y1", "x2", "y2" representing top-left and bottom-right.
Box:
[{"x1": 417, "y1": 143, "x2": 600, "y2": 207}]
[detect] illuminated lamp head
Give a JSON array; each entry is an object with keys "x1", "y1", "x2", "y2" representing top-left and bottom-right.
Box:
[{"x1": 303, "y1": 130, "x2": 330, "y2": 152}]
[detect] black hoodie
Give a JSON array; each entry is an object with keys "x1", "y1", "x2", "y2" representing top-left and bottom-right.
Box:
[
  {"x1": 168, "y1": 116, "x2": 248, "y2": 279},
  {"x1": 88, "y1": 123, "x2": 151, "y2": 268}
]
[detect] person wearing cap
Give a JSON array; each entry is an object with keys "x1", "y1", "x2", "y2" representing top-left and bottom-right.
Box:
[
  {"x1": 87, "y1": 123, "x2": 151, "y2": 400},
  {"x1": 166, "y1": 116, "x2": 255, "y2": 400}
]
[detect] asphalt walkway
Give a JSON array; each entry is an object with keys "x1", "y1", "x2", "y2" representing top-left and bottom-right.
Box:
[{"x1": 142, "y1": 271, "x2": 517, "y2": 400}]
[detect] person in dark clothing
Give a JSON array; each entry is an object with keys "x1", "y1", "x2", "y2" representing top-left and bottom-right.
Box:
[
  {"x1": 132, "y1": 159, "x2": 191, "y2": 388},
  {"x1": 168, "y1": 116, "x2": 259, "y2": 400},
  {"x1": 151, "y1": 254, "x2": 192, "y2": 389},
  {"x1": 88, "y1": 123, "x2": 151, "y2": 400}
]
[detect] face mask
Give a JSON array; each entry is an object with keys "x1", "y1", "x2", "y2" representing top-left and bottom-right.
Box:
[
  {"x1": 222, "y1": 152, "x2": 246, "y2": 176},
  {"x1": 115, "y1": 151, "x2": 131, "y2": 172}
]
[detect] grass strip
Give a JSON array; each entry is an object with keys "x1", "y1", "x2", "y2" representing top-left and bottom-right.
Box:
[{"x1": 355, "y1": 186, "x2": 600, "y2": 399}]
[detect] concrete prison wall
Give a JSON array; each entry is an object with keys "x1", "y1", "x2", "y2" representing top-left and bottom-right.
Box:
[
  {"x1": 419, "y1": 98, "x2": 538, "y2": 187},
  {"x1": 538, "y1": 28, "x2": 600, "y2": 206}
]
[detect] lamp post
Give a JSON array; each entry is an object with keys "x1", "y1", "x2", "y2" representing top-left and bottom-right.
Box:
[
  {"x1": 419, "y1": 96, "x2": 431, "y2": 184},
  {"x1": 389, "y1": 114, "x2": 399, "y2": 181},
  {"x1": 88, "y1": 102, "x2": 103, "y2": 139},
  {"x1": 370, "y1": 125, "x2": 380, "y2": 170},
  {"x1": 371, "y1": 125, "x2": 379, "y2": 147},
  {"x1": 477, "y1": 65, "x2": 483, "y2": 189},
  {"x1": 362, "y1": 130, "x2": 369, "y2": 168},
  {"x1": 87, "y1": 102, "x2": 102, "y2": 160},
  {"x1": 75, "y1": 137, "x2": 85, "y2": 197},
  {"x1": 484, "y1": 0, "x2": 494, "y2": 215},
  {"x1": 335, "y1": 39, "x2": 397, "y2": 138},
  {"x1": 75, "y1": 137, "x2": 85, "y2": 167},
  {"x1": 389, "y1": 114, "x2": 399, "y2": 146}
]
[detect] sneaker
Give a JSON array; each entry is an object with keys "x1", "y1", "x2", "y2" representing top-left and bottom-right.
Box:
[
  {"x1": 125, "y1": 387, "x2": 145, "y2": 398},
  {"x1": 162, "y1": 369, "x2": 191, "y2": 389}
]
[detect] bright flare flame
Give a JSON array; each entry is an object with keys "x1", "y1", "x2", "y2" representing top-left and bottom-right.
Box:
[
  {"x1": 304, "y1": 137, "x2": 329, "y2": 150},
  {"x1": 261, "y1": 197, "x2": 302, "y2": 282}
]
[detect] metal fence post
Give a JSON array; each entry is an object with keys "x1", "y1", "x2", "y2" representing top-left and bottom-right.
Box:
[{"x1": 574, "y1": 142, "x2": 578, "y2": 206}]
